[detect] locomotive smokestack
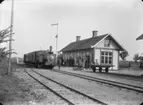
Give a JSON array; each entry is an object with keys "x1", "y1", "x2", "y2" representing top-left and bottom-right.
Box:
[{"x1": 50, "y1": 46, "x2": 52, "y2": 52}]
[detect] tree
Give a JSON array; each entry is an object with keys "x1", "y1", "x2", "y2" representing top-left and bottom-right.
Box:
[
  {"x1": 0, "y1": 0, "x2": 4, "y2": 4},
  {"x1": 133, "y1": 53, "x2": 139, "y2": 63},
  {"x1": 133, "y1": 53, "x2": 143, "y2": 68},
  {"x1": 120, "y1": 51, "x2": 128, "y2": 60},
  {"x1": 0, "y1": 26, "x2": 16, "y2": 75}
]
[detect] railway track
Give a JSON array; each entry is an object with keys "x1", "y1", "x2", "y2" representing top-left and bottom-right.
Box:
[
  {"x1": 45, "y1": 68, "x2": 143, "y2": 94},
  {"x1": 25, "y1": 69, "x2": 74, "y2": 105},
  {"x1": 88, "y1": 71, "x2": 143, "y2": 82},
  {"x1": 25, "y1": 68, "x2": 108, "y2": 105}
]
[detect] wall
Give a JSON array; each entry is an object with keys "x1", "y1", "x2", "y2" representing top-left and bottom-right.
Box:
[
  {"x1": 62, "y1": 49, "x2": 93, "y2": 67},
  {"x1": 62, "y1": 36, "x2": 121, "y2": 69},
  {"x1": 113, "y1": 50, "x2": 119, "y2": 70},
  {"x1": 94, "y1": 48, "x2": 119, "y2": 70},
  {"x1": 97, "y1": 36, "x2": 120, "y2": 50},
  {"x1": 94, "y1": 48, "x2": 100, "y2": 65},
  {"x1": 94, "y1": 36, "x2": 120, "y2": 70}
]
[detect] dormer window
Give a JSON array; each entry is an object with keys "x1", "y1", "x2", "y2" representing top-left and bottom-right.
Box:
[{"x1": 104, "y1": 39, "x2": 110, "y2": 47}]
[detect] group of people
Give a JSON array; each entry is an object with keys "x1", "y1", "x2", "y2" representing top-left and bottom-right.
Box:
[{"x1": 56, "y1": 55, "x2": 91, "y2": 69}]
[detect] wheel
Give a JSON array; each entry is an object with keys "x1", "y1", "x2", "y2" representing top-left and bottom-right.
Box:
[
  {"x1": 35, "y1": 64, "x2": 38, "y2": 68},
  {"x1": 47, "y1": 65, "x2": 53, "y2": 69},
  {"x1": 94, "y1": 67, "x2": 96, "y2": 72},
  {"x1": 92, "y1": 67, "x2": 96, "y2": 72},
  {"x1": 105, "y1": 67, "x2": 109, "y2": 73},
  {"x1": 91, "y1": 65, "x2": 96, "y2": 72},
  {"x1": 37, "y1": 64, "x2": 41, "y2": 68},
  {"x1": 50, "y1": 65, "x2": 54, "y2": 69},
  {"x1": 99, "y1": 67, "x2": 102, "y2": 72}
]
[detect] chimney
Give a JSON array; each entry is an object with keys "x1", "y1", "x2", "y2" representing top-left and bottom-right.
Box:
[
  {"x1": 76, "y1": 36, "x2": 81, "y2": 41},
  {"x1": 92, "y1": 30, "x2": 98, "y2": 38},
  {"x1": 49, "y1": 46, "x2": 52, "y2": 52}
]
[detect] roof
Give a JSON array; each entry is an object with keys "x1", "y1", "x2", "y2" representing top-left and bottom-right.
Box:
[
  {"x1": 60, "y1": 34, "x2": 108, "y2": 52},
  {"x1": 136, "y1": 34, "x2": 143, "y2": 40},
  {"x1": 107, "y1": 35, "x2": 127, "y2": 52},
  {"x1": 25, "y1": 50, "x2": 49, "y2": 55}
]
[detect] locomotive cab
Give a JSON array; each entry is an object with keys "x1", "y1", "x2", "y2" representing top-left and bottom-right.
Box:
[{"x1": 45, "y1": 54, "x2": 56, "y2": 69}]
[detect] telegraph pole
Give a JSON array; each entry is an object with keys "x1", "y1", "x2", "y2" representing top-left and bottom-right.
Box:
[
  {"x1": 51, "y1": 23, "x2": 59, "y2": 57},
  {"x1": 8, "y1": 0, "x2": 14, "y2": 75},
  {"x1": 56, "y1": 23, "x2": 58, "y2": 56}
]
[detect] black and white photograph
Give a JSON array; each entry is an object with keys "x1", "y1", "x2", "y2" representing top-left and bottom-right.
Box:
[{"x1": 0, "y1": 0, "x2": 143, "y2": 105}]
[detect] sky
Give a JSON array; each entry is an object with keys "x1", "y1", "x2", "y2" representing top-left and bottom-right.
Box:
[{"x1": 0, "y1": 0, "x2": 143, "y2": 60}]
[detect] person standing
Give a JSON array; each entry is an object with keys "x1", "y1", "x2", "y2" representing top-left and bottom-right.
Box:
[{"x1": 57, "y1": 57, "x2": 62, "y2": 70}]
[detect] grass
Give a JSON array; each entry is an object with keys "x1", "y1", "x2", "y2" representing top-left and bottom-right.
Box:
[
  {"x1": 0, "y1": 59, "x2": 34, "y2": 104},
  {"x1": 0, "y1": 74, "x2": 31, "y2": 103},
  {"x1": 119, "y1": 60, "x2": 141, "y2": 70},
  {"x1": 119, "y1": 60, "x2": 130, "y2": 69},
  {"x1": 0, "y1": 59, "x2": 48, "y2": 104}
]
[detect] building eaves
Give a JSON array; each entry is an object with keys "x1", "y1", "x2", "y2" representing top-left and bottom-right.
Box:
[{"x1": 60, "y1": 34, "x2": 108, "y2": 52}]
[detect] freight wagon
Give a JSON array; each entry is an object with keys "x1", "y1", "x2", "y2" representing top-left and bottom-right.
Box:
[{"x1": 24, "y1": 49, "x2": 56, "y2": 69}]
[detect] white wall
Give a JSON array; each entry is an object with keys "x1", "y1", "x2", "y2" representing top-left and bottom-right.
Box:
[
  {"x1": 94, "y1": 36, "x2": 120, "y2": 70},
  {"x1": 113, "y1": 50, "x2": 119, "y2": 70},
  {"x1": 97, "y1": 37, "x2": 119, "y2": 50},
  {"x1": 94, "y1": 49, "x2": 100, "y2": 65},
  {"x1": 94, "y1": 49, "x2": 119, "y2": 70}
]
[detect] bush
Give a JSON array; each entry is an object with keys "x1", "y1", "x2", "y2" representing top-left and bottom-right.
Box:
[
  {"x1": 0, "y1": 59, "x2": 8, "y2": 75},
  {"x1": 119, "y1": 60, "x2": 130, "y2": 69},
  {"x1": 0, "y1": 59, "x2": 18, "y2": 75}
]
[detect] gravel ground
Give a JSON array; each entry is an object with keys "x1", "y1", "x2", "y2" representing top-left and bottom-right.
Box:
[
  {"x1": 28, "y1": 70, "x2": 100, "y2": 105},
  {"x1": 13, "y1": 69, "x2": 68, "y2": 105},
  {"x1": 34, "y1": 68, "x2": 143, "y2": 105}
]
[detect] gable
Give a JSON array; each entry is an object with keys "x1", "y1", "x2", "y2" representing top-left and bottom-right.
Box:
[
  {"x1": 96, "y1": 36, "x2": 119, "y2": 49},
  {"x1": 136, "y1": 34, "x2": 143, "y2": 40},
  {"x1": 95, "y1": 35, "x2": 125, "y2": 51}
]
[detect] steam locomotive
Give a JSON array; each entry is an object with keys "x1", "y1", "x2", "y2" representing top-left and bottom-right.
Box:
[{"x1": 24, "y1": 47, "x2": 56, "y2": 69}]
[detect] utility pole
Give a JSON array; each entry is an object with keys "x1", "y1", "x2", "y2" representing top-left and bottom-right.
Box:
[
  {"x1": 51, "y1": 23, "x2": 59, "y2": 57},
  {"x1": 8, "y1": 0, "x2": 14, "y2": 75}
]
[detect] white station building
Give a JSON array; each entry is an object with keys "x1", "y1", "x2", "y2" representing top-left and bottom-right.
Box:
[{"x1": 60, "y1": 31, "x2": 127, "y2": 70}]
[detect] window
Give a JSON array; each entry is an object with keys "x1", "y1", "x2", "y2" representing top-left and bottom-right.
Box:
[
  {"x1": 104, "y1": 39, "x2": 110, "y2": 47},
  {"x1": 101, "y1": 51, "x2": 112, "y2": 65}
]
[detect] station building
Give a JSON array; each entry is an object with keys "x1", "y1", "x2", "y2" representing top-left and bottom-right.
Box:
[{"x1": 60, "y1": 31, "x2": 127, "y2": 70}]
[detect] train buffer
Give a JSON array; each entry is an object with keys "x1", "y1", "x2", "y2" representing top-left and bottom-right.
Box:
[{"x1": 91, "y1": 64, "x2": 114, "y2": 73}]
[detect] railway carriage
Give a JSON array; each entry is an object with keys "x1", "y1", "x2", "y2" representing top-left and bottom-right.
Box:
[{"x1": 24, "y1": 49, "x2": 56, "y2": 69}]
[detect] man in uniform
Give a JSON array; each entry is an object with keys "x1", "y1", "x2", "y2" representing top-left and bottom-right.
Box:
[{"x1": 57, "y1": 57, "x2": 62, "y2": 70}]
